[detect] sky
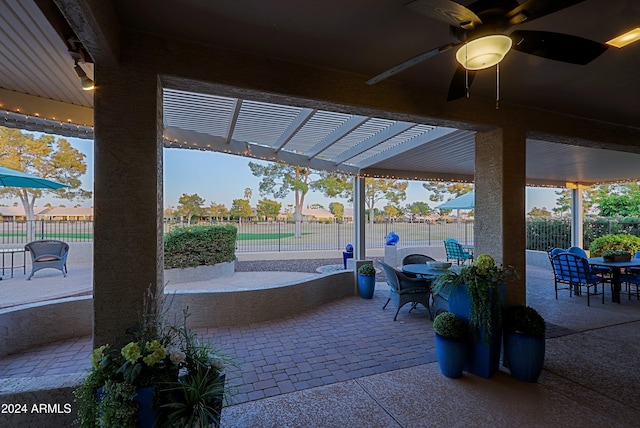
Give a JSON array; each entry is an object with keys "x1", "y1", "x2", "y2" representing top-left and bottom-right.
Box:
[{"x1": 6, "y1": 133, "x2": 561, "y2": 212}]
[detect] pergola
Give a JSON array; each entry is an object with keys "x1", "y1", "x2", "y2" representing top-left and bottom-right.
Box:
[{"x1": 1, "y1": 1, "x2": 640, "y2": 347}]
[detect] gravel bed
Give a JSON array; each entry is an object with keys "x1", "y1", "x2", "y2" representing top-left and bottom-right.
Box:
[{"x1": 235, "y1": 257, "x2": 387, "y2": 281}]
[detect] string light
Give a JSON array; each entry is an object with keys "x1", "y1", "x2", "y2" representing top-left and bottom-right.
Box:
[{"x1": 1, "y1": 108, "x2": 93, "y2": 138}]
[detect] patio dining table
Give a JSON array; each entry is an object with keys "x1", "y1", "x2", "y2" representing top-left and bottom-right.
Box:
[
  {"x1": 588, "y1": 257, "x2": 640, "y2": 304},
  {"x1": 401, "y1": 264, "x2": 459, "y2": 316},
  {"x1": 402, "y1": 264, "x2": 452, "y2": 279}
]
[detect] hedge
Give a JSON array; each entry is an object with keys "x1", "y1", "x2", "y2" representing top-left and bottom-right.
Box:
[
  {"x1": 588, "y1": 234, "x2": 640, "y2": 257},
  {"x1": 164, "y1": 225, "x2": 237, "y2": 269}
]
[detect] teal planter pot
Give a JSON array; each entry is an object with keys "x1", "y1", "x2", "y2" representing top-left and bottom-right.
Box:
[
  {"x1": 503, "y1": 332, "x2": 545, "y2": 382},
  {"x1": 448, "y1": 283, "x2": 506, "y2": 379},
  {"x1": 435, "y1": 334, "x2": 468, "y2": 378},
  {"x1": 358, "y1": 274, "x2": 376, "y2": 299}
]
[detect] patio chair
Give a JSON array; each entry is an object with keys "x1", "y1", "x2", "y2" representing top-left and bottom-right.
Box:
[
  {"x1": 378, "y1": 260, "x2": 433, "y2": 321},
  {"x1": 550, "y1": 251, "x2": 604, "y2": 306},
  {"x1": 401, "y1": 254, "x2": 436, "y2": 266},
  {"x1": 619, "y1": 273, "x2": 640, "y2": 300},
  {"x1": 568, "y1": 246, "x2": 609, "y2": 281},
  {"x1": 25, "y1": 240, "x2": 69, "y2": 280},
  {"x1": 401, "y1": 254, "x2": 435, "y2": 278},
  {"x1": 444, "y1": 238, "x2": 473, "y2": 265}
]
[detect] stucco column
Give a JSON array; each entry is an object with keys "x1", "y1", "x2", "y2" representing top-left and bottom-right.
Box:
[
  {"x1": 474, "y1": 127, "x2": 526, "y2": 305},
  {"x1": 93, "y1": 64, "x2": 164, "y2": 348}
]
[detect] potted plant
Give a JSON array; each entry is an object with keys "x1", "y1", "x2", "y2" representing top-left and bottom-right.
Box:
[
  {"x1": 433, "y1": 253, "x2": 517, "y2": 378},
  {"x1": 602, "y1": 250, "x2": 631, "y2": 262},
  {"x1": 503, "y1": 304, "x2": 546, "y2": 382},
  {"x1": 74, "y1": 294, "x2": 231, "y2": 428},
  {"x1": 433, "y1": 311, "x2": 468, "y2": 378},
  {"x1": 357, "y1": 263, "x2": 376, "y2": 299}
]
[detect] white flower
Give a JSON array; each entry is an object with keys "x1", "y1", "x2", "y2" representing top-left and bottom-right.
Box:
[{"x1": 167, "y1": 347, "x2": 186, "y2": 365}]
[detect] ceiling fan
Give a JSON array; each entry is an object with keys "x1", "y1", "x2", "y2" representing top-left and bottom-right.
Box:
[{"x1": 367, "y1": 0, "x2": 609, "y2": 101}]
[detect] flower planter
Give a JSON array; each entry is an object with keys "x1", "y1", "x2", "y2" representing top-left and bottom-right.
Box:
[
  {"x1": 133, "y1": 387, "x2": 156, "y2": 428},
  {"x1": 358, "y1": 274, "x2": 376, "y2": 299},
  {"x1": 603, "y1": 254, "x2": 631, "y2": 262},
  {"x1": 435, "y1": 333, "x2": 468, "y2": 378},
  {"x1": 97, "y1": 386, "x2": 157, "y2": 428},
  {"x1": 503, "y1": 332, "x2": 545, "y2": 382},
  {"x1": 448, "y1": 283, "x2": 506, "y2": 379}
]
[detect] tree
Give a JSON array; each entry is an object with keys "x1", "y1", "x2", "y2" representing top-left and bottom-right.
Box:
[
  {"x1": 383, "y1": 204, "x2": 401, "y2": 220},
  {"x1": 329, "y1": 202, "x2": 344, "y2": 221},
  {"x1": 207, "y1": 202, "x2": 229, "y2": 221},
  {"x1": 230, "y1": 198, "x2": 252, "y2": 222},
  {"x1": 177, "y1": 193, "x2": 205, "y2": 225},
  {"x1": 423, "y1": 181, "x2": 473, "y2": 203},
  {"x1": 595, "y1": 189, "x2": 640, "y2": 217},
  {"x1": 528, "y1": 207, "x2": 552, "y2": 217},
  {"x1": 553, "y1": 189, "x2": 572, "y2": 218},
  {"x1": 256, "y1": 198, "x2": 281, "y2": 221},
  {"x1": 249, "y1": 163, "x2": 350, "y2": 238},
  {"x1": 243, "y1": 187, "x2": 252, "y2": 201},
  {"x1": 0, "y1": 127, "x2": 91, "y2": 240},
  {"x1": 406, "y1": 201, "x2": 432, "y2": 221},
  {"x1": 365, "y1": 179, "x2": 408, "y2": 225},
  {"x1": 554, "y1": 187, "x2": 600, "y2": 217}
]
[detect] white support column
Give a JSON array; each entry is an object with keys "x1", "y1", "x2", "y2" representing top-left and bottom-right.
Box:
[
  {"x1": 570, "y1": 185, "x2": 584, "y2": 248},
  {"x1": 353, "y1": 175, "x2": 366, "y2": 261}
]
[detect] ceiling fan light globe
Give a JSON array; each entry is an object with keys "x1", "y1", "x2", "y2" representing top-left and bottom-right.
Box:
[{"x1": 456, "y1": 35, "x2": 512, "y2": 70}]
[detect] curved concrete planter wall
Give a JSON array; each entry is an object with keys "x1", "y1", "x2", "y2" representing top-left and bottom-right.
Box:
[
  {"x1": 0, "y1": 270, "x2": 354, "y2": 423},
  {"x1": 164, "y1": 260, "x2": 235, "y2": 284},
  {"x1": 0, "y1": 296, "x2": 92, "y2": 358},
  {"x1": 0, "y1": 270, "x2": 353, "y2": 357}
]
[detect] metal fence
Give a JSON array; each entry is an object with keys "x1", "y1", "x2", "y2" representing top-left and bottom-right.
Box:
[
  {"x1": 164, "y1": 220, "x2": 475, "y2": 252},
  {"x1": 526, "y1": 218, "x2": 640, "y2": 251},
  {"x1": 0, "y1": 220, "x2": 93, "y2": 244},
  {"x1": 5, "y1": 218, "x2": 640, "y2": 252}
]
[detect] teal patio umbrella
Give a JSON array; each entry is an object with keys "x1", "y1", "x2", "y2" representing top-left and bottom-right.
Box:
[
  {"x1": 437, "y1": 191, "x2": 475, "y2": 210},
  {"x1": 0, "y1": 166, "x2": 66, "y2": 280},
  {"x1": 0, "y1": 165, "x2": 67, "y2": 189}
]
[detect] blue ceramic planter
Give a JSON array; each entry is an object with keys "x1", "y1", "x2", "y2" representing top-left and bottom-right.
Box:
[
  {"x1": 97, "y1": 386, "x2": 157, "y2": 428},
  {"x1": 435, "y1": 333, "x2": 468, "y2": 378},
  {"x1": 448, "y1": 283, "x2": 506, "y2": 379},
  {"x1": 503, "y1": 332, "x2": 545, "y2": 382},
  {"x1": 358, "y1": 274, "x2": 375, "y2": 299},
  {"x1": 133, "y1": 387, "x2": 156, "y2": 428}
]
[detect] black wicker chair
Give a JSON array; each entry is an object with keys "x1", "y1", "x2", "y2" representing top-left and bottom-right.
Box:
[
  {"x1": 25, "y1": 240, "x2": 69, "y2": 280},
  {"x1": 378, "y1": 260, "x2": 433, "y2": 320}
]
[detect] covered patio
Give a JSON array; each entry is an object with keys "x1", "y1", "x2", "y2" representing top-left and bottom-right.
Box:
[
  {"x1": 1, "y1": 0, "x2": 640, "y2": 426},
  {"x1": 1, "y1": 257, "x2": 639, "y2": 426}
]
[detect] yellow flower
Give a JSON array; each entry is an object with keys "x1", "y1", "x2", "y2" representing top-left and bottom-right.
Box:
[
  {"x1": 142, "y1": 340, "x2": 167, "y2": 366},
  {"x1": 121, "y1": 342, "x2": 142, "y2": 364},
  {"x1": 473, "y1": 254, "x2": 495, "y2": 275},
  {"x1": 91, "y1": 344, "x2": 109, "y2": 368}
]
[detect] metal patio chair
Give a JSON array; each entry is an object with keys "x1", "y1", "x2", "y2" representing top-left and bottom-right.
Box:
[{"x1": 444, "y1": 238, "x2": 473, "y2": 265}]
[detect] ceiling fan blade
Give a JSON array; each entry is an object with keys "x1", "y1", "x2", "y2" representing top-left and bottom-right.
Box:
[
  {"x1": 510, "y1": 30, "x2": 608, "y2": 65},
  {"x1": 447, "y1": 66, "x2": 476, "y2": 101},
  {"x1": 367, "y1": 43, "x2": 458, "y2": 85},
  {"x1": 505, "y1": 0, "x2": 585, "y2": 26},
  {"x1": 405, "y1": 0, "x2": 482, "y2": 30}
]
